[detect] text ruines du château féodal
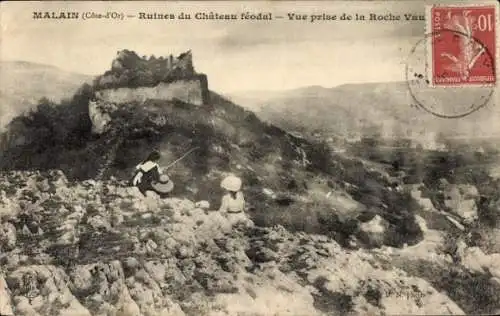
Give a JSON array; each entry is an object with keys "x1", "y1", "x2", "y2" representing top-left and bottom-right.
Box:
[{"x1": 137, "y1": 11, "x2": 425, "y2": 22}]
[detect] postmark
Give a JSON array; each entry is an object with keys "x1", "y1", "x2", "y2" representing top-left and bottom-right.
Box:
[
  {"x1": 405, "y1": 30, "x2": 495, "y2": 119},
  {"x1": 427, "y1": 4, "x2": 497, "y2": 87},
  {"x1": 405, "y1": 3, "x2": 497, "y2": 119}
]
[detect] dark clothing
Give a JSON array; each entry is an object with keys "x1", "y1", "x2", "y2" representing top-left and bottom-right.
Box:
[{"x1": 130, "y1": 161, "x2": 161, "y2": 196}]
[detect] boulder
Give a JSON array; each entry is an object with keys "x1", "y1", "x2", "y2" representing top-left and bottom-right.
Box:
[
  {"x1": 0, "y1": 275, "x2": 14, "y2": 316},
  {"x1": 87, "y1": 215, "x2": 112, "y2": 231},
  {"x1": 443, "y1": 184, "x2": 478, "y2": 223},
  {"x1": 0, "y1": 191, "x2": 18, "y2": 219},
  {"x1": 326, "y1": 190, "x2": 366, "y2": 220},
  {"x1": 414, "y1": 215, "x2": 428, "y2": 233},
  {"x1": 461, "y1": 246, "x2": 500, "y2": 277},
  {"x1": 115, "y1": 287, "x2": 142, "y2": 316},
  {"x1": 36, "y1": 179, "x2": 51, "y2": 192},
  {"x1": 195, "y1": 200, "x2": 210, "y2": 209},
  {"x1": 213, "y1": 268, "x2": 320, "y2": 316},
  {"x1": 0, "y1": 222, "x2": 16, "y2": 251},
  {"x1": 359, "y1": 215, "x2": 388, "y2": 248},
  {"x1": 455, "y1": 199, "x2": 478, "y2": 223},
  {"x1": 9, "y1": 266, "x2": 91, "y2": 316},
  {"x1": 458, "y1": 184, "x2": 479, "y2": 199},
  {"x1": 262, "y1": 188, "x2": 276, "y2": 199},
  {"x1": 410, "y1": 186, "x2": 436, "y2": 211},
  {"x1": 88, "y1": 100, "x2": 112, "y2": 135}
]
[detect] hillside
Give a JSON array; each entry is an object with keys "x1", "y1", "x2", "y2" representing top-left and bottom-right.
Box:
[
  {"x1": 1, "y1": 53, "x2": 500, "y2": 315},
  {"x1": 0, "y1": 61, "x2": 93, "y2": 131},
  {"x1": 227, "y1": 83, "x2": 500, "y2": 145},
  {"x1": 0, "y1": 81, "x2": 428, "y2": 249}
]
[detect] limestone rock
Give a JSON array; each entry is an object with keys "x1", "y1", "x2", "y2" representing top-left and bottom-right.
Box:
[
  {"x1": 461, "y1": 246, "x2": 500, "y2": 277},
  {"x1": 410, "y1": 186, "x2": 437, "y2": 211},
  {"x1": 0, "y1": 171, "x2": 488, "y2": 315},
  {"x1": 88, "y1": 100, "x2": 112, "y2": 135},
  {"x1": 87, "y1": 215, "x2": 112, "y2": 231},
  {"x1": 0, "y1": 275, "x2": 14, "y2": 316},
  {"x1": 8, "y1": 266, "x2": 91, "y2": 316},
  {"x1": 443, "y1": 184, "x2": 478, "y2": 223},
  {"x1": 0, "y1": 222, "x2": 17, "y2": 251},
  {"x1": 36, "y1": 179, "x2": 51, "y2": 192},
  {"x1": 359, "y1": 215, "x2": 388, "y2": 248},
  {"x1": 456, "y1": 199, "x2": 478, "y2": 223},
  {"x1": 195, "y1": 200, "x2": 210, "y2": 209}
]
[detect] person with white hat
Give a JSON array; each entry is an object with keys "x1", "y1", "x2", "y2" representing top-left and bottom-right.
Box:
[{"x1": 218, "y1": 175, "x2": 253, "y2": 227}]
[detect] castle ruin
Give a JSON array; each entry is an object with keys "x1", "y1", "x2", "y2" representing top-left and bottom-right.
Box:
[{"x1": 93, "y1": 49, "x2": 209, "y2": 106}]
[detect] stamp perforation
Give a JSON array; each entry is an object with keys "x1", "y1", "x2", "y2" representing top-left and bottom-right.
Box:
[
  {"x1": 424, "y1": 2, "x2": 499, "y2": 89},
  {"x1": 406, "y1": 3, "x2": 497, "y2": 118}
]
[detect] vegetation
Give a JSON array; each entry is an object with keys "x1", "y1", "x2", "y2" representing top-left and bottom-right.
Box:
[
  {"x1": 403, "y1": 260, "x2": 500, "y2": 315},
  {"x1": 0, "y1": 84, "x2": 429, "y2": 249}
]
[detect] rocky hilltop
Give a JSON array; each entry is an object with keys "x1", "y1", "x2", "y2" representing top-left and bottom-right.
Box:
[{"x1": 0, "y1": 170, "x2": 484, "y2": 316}]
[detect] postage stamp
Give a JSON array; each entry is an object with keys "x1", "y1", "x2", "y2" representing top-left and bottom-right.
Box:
[{"x1": 426, "y1": 4, "x2": 497, "y2": 87}]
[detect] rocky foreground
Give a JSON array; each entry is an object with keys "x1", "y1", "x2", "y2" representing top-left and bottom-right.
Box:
[{"x1": 1, "y1": 170, "x2": 499, "y2": 316}]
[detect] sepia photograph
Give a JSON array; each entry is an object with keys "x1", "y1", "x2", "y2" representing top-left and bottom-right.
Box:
[{"x1": 0, "y1": 0, "x2": 499, "y2": 315}]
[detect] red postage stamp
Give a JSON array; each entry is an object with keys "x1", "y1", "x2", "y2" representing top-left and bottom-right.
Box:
[{"x1": 427, "y1": 4, "x2": 497, "y2": 86}]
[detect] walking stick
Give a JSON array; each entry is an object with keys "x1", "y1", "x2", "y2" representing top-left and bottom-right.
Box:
[{"x1": 163, "y1": 147, "x2": 199, "y2": 170}]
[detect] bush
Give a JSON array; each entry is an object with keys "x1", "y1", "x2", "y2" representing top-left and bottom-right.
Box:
[
  {"x1": 306, "y1": 139, "x2": 334, "y2": 173},
  {"x1": 407, "y1": 261, "x2": 500, "y2": 314},
  {"x1": 18, "y1": 84, "x2": 93, "y2": 147},
  {"x1": 0, "y1": 83, "x2": 96, "y2": 176}
]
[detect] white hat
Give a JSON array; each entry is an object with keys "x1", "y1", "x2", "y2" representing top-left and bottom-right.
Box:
[{"x1": 221, "y1": 175, "x2": 242, "y2": 192}]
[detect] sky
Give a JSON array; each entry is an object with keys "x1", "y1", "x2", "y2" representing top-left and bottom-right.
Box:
[{"x1": 0, "y1": 0, "x2": 493, "y2": 93}]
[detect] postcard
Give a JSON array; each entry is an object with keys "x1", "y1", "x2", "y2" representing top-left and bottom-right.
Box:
[{"x1": 0, "y1": 1, "x2": 499, "y2": 315}]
